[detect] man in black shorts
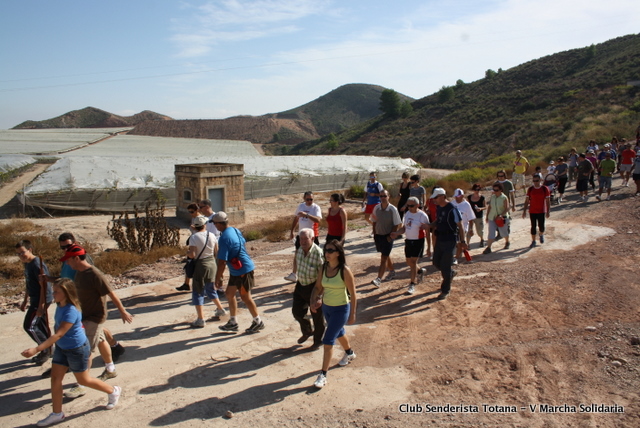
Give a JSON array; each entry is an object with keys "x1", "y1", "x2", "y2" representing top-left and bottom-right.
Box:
[{"x1": 370, "y1": 190, "x2": 402, "y2": 288}]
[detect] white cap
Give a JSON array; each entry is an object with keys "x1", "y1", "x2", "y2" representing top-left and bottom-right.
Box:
[
  {"x1": 453, "y1": 188, "x2": 464, "y2": 198},
  {"x1": 193, "y1": 216, "x2": 208, "y2": 227},
  {"x1": 430, "y1": 188, "x2": 446, "y2": 198}
]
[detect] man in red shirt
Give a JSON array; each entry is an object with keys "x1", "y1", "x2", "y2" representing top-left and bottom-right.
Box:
[
  {"x1": 522, "y1": 173, "x2": 550, "y2": 248},
  {"x1": 620, "y1": 144, "x2": 636, "y2": 187}
]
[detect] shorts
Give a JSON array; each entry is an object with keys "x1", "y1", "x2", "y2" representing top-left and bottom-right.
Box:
[
  {"x1": 488, "y1": 218, "x2": 510, "y2": 240},
  {"x1": 374, "y1": 234, "x2": 394, "y2": 256},
  {"x1": 404, "y1": 239, "x2": 424, "y2": 258},
  {"x1": 83, "y1": 320, "x2": 106, "y2": 353},
  {"x1": 512, "y1": 173, "x2": 525, "y2": 187},
  {"x1": 52, "y1": 340, "x2": 90, "y2": 373},
  {"x1": 576, "y1": 178, "x2": 589, "y2": 192},
  {"x1": 620, "y1": 164, "x2": 633, "y2": 172},
  {"x1": 598, "y1": 176, "x2": 612, "y2": 190},
  {"x1": 227, "y1": 270, "x2": 255, "y2": 292},
  {"x1": 633, "y1": 173, "x2": 640, "y2": 181},
  {"x1": 191, "y1": 282, "x2": 219, "y2": 306},
  {"x1": 321, "y1": 303, "x2": 350, "y2": 345},
  {"x1": 364, "y1": 203, "x2": 378, "y2": 214}
]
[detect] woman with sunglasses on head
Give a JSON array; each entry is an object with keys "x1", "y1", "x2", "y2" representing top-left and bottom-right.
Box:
[
  {"x1": 325, "y1": 193, "x2": 347, "y2": 246},
  {"x1": 522, "y1": 173, "x2": 551, "y2": 248},
  {"x1": 483, "y1": 182, "x2": 511, "y2": 254},
  {"x1": 310, "y1": 240, "x2": 357, "y2": 389},
  {"x1": 21, "y1": 279, "x2": 121, "y2": 427}
]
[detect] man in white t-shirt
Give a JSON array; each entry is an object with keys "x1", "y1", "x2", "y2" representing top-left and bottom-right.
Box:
[
  {"x1": 451, "y1": 188, "x2": 475, "y2": 264},
  {"x1": 285, "y1": 191, "x2": 322, "y2": 282},
  {"x1": 390, "y1": 197, "x2": 430, "y2": 295},
  {"x1": 198, "y1": 199, "x2": 220, "y2": 238}
]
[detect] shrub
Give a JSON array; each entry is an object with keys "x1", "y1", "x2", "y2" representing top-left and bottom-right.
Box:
[
  {"x1": 94, "y1": 246, "x2": 183, "y2": 277},
  {"x1": 347, "y1": 185, "x2": 365, "y2": 199}
]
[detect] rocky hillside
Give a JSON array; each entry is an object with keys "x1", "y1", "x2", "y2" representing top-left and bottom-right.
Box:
[
  {"x1": 293, "y1": 33, "x2": 640, "y2": 168},
  {"x1": 13, "y1": 107, "x2": 172, "y2": 129}
]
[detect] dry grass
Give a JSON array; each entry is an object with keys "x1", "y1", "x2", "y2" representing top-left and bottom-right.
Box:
[
  {"x1": 94, "y1": 246, "x2": 184, "y2": 277},
  {"x1": 242, "y1": 217, "x2": 292, "y2": 242}
]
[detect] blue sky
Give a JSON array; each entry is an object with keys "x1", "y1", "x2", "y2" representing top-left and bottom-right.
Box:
[{"x1": 0, "y1": 0, "x2": 637, "y2": 129}]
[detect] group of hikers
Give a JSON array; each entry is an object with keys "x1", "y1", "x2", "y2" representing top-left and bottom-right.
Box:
[{"x1": 15, "y1": 139, "x2": 639, "y2": 425}]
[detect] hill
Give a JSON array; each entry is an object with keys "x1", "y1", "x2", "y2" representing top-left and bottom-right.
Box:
[
  {"x1": 12, "y1": 107, "x2": 172, "y2": 129},
  {"x1": 129, "y1": 83, "x2": 411, "y2": 145},
  {"x1": 291, "y1": 34, "x2": 640, "y2": 168}
]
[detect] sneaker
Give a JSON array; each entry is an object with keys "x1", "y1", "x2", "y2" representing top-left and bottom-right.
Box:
[
  {"x1": 190, "y1": 319, "x2": 205, "y2": 328},
  {"x1": 540, "y1": 235, "x2": 545, "y2": 244},
  {"x1": 214, "y1": 308, "x2": 227, "y2": 317},
  {"x1": 452, "y1": 258, "x2": 458, "y2": 265},
  {"x1": 606, "y1": 195, "x2": 611, "y2": 201},
  {"x1": 314, "y1": 373, "x2": 327, "y2": 389},
  {"x1": 625, "y1": 181, "x2": 630, "y2": 187},
  {"x1": 482, "y1": 247, "x2": 492, "y2": 255},
  {"x1": 97, "y1": 369, "x2": 118, "y2": 381},
  {"x1": 338, "y1": 351, "x2": 356, "y2": 366},
  {"x1": 33, "y1": 350, "x2": 50, "y2": 366},
  {"x1": 37, "y1": 412, "x2": 65, "y2": 427},
  {"x1": 297, "y1": 334, "x2": 311, "y2": 344},
  {"x1": 106, "y1": 386, "x2": 121, "y2": 410},
  {"x1": 595, "y1": 195, "x2": 601, "y2": 201},
  {"x1": 111, "y1": 344, "x2": 125, "y2": 363},
  {"x1": 245, "y1": 320, "x2": 265, "y2": 334},
  {"x1": 529, "y1": 241, "x2": 537, "y2": 248},
  {"x1": 407, "y1": 283, "x2": 416, "y2": 295},
  {"x1": 417, "y1": 268, "x2": 425, "y2": 283},
  {"x1": 176, "y1": 283, "x2": 190, "y2": 291},
  {"x1": 284, "y1": 272, "x2": 297, "y2": 283},
  {"x1": 385, "y1": 271, "x2": 396, "y2": 280},
  {"x1": 64, "y1": 385, "x2": 87, "y2": 399},
  {"x1": 369, "y1": 232, "x2": 374, "y2": 238},
  {"x1": 504, "y1": 242, "x2": 510, "y2": 250},
  {"x1": 218, "y1": 320, "x2": 239, "y2": 332},
  {"x1": 41, "y1": 368, "x2": 52, "y2": 379},
  {"x1": 436, "y1": 292, "x2": 449, "y2": 301},
  {"x1": 371, "y1": 277, "x2": 381, "y2": 288},
  {"x1": 479, "y1": 239, "x2": 485, "y2": 248}
]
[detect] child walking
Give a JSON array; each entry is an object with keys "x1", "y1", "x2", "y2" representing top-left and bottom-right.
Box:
[{"x1": 21, "y1": 279, "x2": 122, "y2": 427}]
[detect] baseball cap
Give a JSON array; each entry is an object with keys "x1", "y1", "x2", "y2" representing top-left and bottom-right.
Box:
[
  {"x1": 193, "y1": 215, "x2": 208, "y2": 227},
  {"x1": 60, "y1": 244, "x2": 86, "y2": 262},
  {"x1": 212, "y1": 211, "x2": 228, "y2": 222},
  {"x1": 453, "y1": 188, "x2": 464, "y2": 198},
  {"x1": 430, "y1": 188, "x2": 446, "y2": 198}
]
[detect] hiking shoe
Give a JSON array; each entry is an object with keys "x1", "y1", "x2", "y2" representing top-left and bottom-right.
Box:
[
  {"x1": 540, "y1": 235, "x2": 545, "y2": 244},
  {"x1": 214, "y1": 308, "x2": 227, "y2": 317},
  {"x1": 314, "y1": 373, "x2": 327, "y2": 389},
  {"x1": 385, "y1": 271, "x2": 396, "y2": 280},
  {"x1": 479, "y1": 239, "x2": 485, "y2": 247},
  {"x1": 452, "y1": 258, "x2": 458, "y2": 265},
  {"x1": 41, "y1": 368, "x2": 52, "y2": 379},
  {"x1": 595, "y1": 195, "x2": 601, "y2": 201},
  {"x1": 64, "y1": 385, "x2": 87, "y2": 399},
  {"x1": 417, "y1": 268, "x2": 425, "y2": 283},
  {"x1": 106, "y1": 386, "x2": 121, "y2": 410},
  {"x1": 606, "y1": 195, "x2": 611, "y2": 201},
  {"x1": 504, "y1": 242, "x2": 510, "y2": 250},
  {"x1": 436, "y1": 292, "x2": 449, "y2": 301},
  {"x1": 371, "y1": 277, "x2": 381, "y2": 288},
  {"x1": 297, "y1": 334, "x2": 311, "y2": 344},
  {"x1": 111, "y1": 344, "x2": 125, "y2": 363},
  {"x1": 176, "y1": 283, "x2": 190, "y2": 291},
  {"x1": 482, "y1": 247, "x2": 492, "y2": 255},
  {"x1": 97, "y1": 369, "x2": 117, "y2": 381},
  {"x1": 530, "y1": 241, "x2": 537, "y2": 248},
  {"x1": 219, "y1": 320, "x2": 239, "y2": 332},
  {"x1": 33, "y1": 350, "x2": 50, "y2": 366},
  {"x1": 407, "y1": 283, "x2": 416, "y2": 295},
  {"x1": 37, "y1": 412, "x2": 65, "y2": 427},
  {"x1": 245, "y1": 320, "x2": 265, "y2": 334},
  {"x1": 338, "y1": 352, "x2": 356, "y2": 366},
  {"x1": 190, "y1": 318, "x2": 205, "y2": 328},
  {"x1": 284, "y1": 272, "x2": 297, "y2": 283}
]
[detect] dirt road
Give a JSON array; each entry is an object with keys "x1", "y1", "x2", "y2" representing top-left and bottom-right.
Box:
[{"x1": 1, "y1": 181, "x2": 639, "y2": 427}]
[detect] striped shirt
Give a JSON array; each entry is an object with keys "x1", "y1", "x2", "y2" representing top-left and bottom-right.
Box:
[{"x1": 295, "y1": 243, "x2": 324, "y2": 286}]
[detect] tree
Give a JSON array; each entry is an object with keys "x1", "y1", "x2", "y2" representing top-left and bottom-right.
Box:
[
  {"x1": 379, "y1": 89, "x2": 402, "y2": 118},
  {"x1": 485, "y1": 69, "x2": 497, "y2": 79},
  {"x1": 456, "y1": 79, "x2": 465, "y2": 87},
  {"x1": 438, "y1": 86, "x2": 455, "y2": 104},
  {"x1": 400, "y1": 101, "x2": 413, "y2": 118}
]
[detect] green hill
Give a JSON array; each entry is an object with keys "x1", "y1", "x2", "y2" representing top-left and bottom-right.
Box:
[
  {"x1": 13, "y1": 107, "x2": 172, "y2": 129},
  {"x1": 291, "y1": 34, "x2": 640, "y2": 168}
]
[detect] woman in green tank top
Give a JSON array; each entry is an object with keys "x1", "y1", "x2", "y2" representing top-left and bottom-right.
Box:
[{"x1": 310, "y1": 240, "x2": 357, "y2": 389}]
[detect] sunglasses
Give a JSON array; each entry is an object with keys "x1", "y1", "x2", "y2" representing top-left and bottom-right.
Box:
[
  {"x1": 380, "y1": 195, "x2": 388, "y2": 198},
  {"x1": 60, "y1": 244, "x2": 72, "y2": 250},
  {"x1": 305, "y1": 198, "x2": 313, "y2": 201},
  {"x1": 406, "y1": 204, "x2": 416, "y2": 208},
  {"x1": 497, "y1": 175, "x2": 505, "y2": 178},
  {"x1": 324, "y1": 248, "x2": 338, "y2": 254},
  {"x1": 188, "y1": 210, "x2": 196, "y2": 214},
  {"x1": 533, "y1": 180, "x2": 540, "y2": 182},
  {"x1": 493, "y1": 188, "x2": 501, "y2": 191}
]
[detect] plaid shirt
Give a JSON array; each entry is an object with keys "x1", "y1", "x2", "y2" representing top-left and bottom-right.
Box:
[{"x1": 295, "y1": 243, "x2": 324, "y2": 286}]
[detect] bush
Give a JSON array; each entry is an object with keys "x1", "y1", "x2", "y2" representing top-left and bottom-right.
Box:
[
  {"x1": 347, "y1": 185, "x2": 365, "y2": 199},
  {"x1": 94, "y1": 246, "x2": 183, "y2": 277}
]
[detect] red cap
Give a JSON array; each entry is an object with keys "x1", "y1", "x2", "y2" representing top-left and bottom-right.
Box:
[{"x1": 60, "y1": 244, "x2": 86, "y2": 262}]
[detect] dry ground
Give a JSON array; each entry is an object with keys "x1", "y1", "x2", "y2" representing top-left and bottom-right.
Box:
[{"x1": 1, "y1": 180, "x2": 639, "y2": 427}]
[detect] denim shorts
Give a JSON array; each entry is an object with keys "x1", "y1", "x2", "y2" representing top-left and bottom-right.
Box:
[
  {"x1": 191, "y1": 282, "x2": 219, "y2": 306},
  {"x1": 52, "y1": 340, "x2": 90, "y2": 373},
  {"x1": 322, "y1": 303, "x2": 350, "y2": 345}
]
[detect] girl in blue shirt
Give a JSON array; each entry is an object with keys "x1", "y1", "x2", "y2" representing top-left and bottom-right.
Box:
[{"x1": 21, "y1": 279, "x2": 122, "y2": 427}]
